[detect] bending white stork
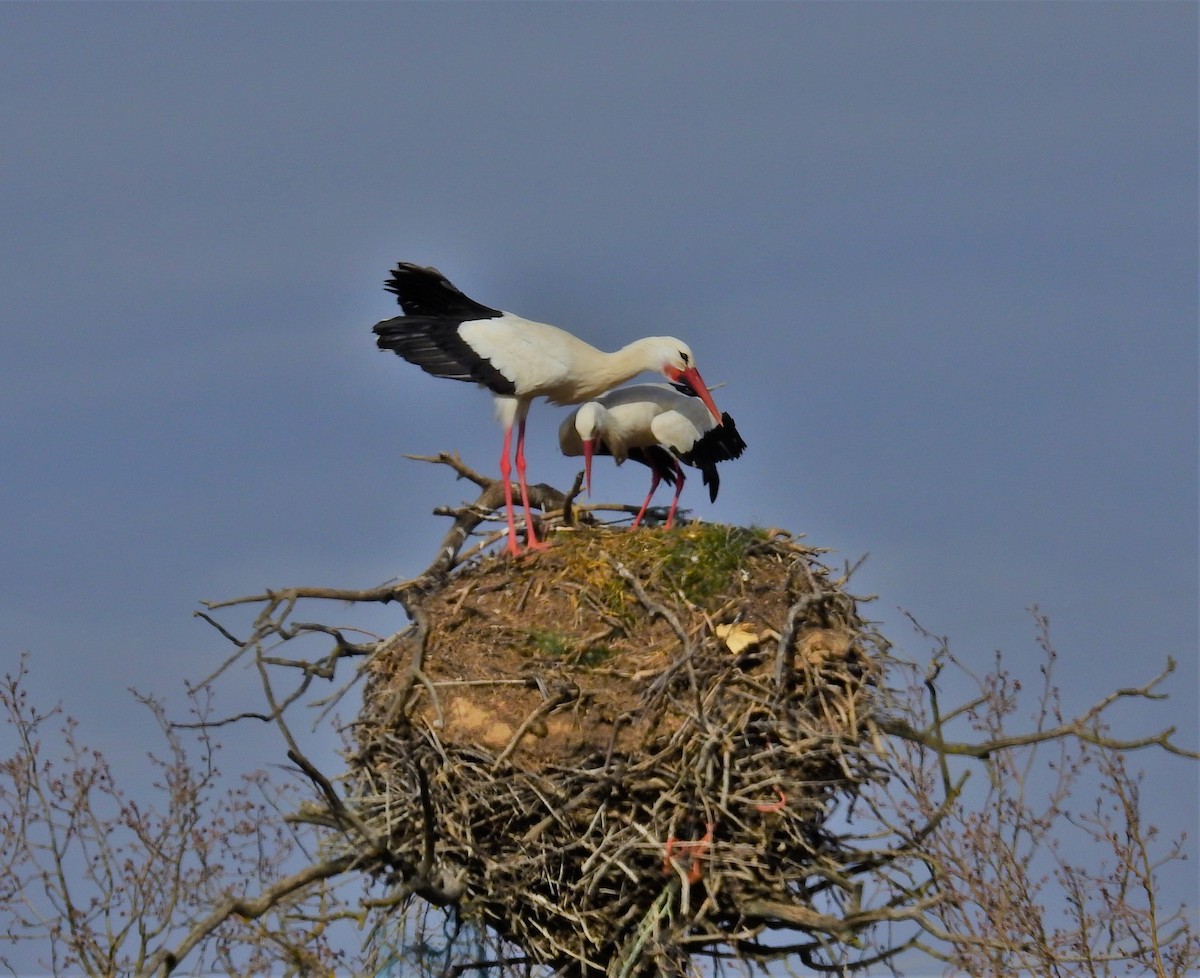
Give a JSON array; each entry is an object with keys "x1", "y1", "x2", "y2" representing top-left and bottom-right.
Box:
[
  {"x1": 558, "y1": 383, "x2": 747, "y2": 528},
  {"x1": 372, "y1": 263, "x2": 721, "y2": 555}
]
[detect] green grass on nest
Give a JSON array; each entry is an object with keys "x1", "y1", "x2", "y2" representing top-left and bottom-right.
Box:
[{"x1": 543, "y1": 523, "x2": 769, "y2": 617}]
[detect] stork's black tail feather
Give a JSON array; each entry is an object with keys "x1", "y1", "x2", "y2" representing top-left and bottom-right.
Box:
[
  {"x1": 699, "y1": 461, "x2": 720, "y2": 503},
  {"x1": 383, "y1": 263, "x2": 503, "y2": 321}
]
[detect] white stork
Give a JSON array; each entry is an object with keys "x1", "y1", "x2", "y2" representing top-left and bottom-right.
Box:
[
  {"x1": 558, "y1": 383, "x2": 747, "y2": 528},
  {"x1": 372, "y1": 263, "x2": 721, "y2": 556}
]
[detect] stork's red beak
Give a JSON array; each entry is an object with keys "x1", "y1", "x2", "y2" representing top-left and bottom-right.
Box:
[
  {"x1": 669, "y1": 366, "x2": 722, "y2": 424},
  {"x1": 583, "y1": 437, "x2": 595, "y2": 496}
]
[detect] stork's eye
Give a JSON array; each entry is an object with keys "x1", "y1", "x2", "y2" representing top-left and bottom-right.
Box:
[{"x1": 679, "y1": 350, "x2": 690, "y2": 365}]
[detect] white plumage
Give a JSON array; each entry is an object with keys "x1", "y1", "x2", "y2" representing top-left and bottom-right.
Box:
[
  {"x1": 373, "y1": 264, "x2": 722, "y2": 554},
  {"x1": 559, "y1": 383, "x2": 747, "y2": 528}
]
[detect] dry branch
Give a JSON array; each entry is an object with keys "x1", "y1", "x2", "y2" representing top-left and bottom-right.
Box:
[
  {"x1": 177, "y1": 455, "x2": 1197, "y2": 978},
  {"x1": 339, "y1": 517, "x2": 896, "y2": 976}
]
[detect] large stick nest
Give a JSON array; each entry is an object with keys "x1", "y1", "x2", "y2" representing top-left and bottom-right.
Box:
[{"x1": 349, "y1": 522, "x2": 889, "y2": 976}]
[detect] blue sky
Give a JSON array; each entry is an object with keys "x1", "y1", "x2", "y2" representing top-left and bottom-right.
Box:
[{"x1": 1, "y1": 0, "x2": 1196, "y2": 963}]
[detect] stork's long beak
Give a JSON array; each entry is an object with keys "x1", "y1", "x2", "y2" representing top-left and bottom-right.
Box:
[
  {"x1": 672, "y1": 366, "x2": 722, "y2": 424},
  {"x1": 583, "y1": 437, "x2": 595, "y2": 496}
]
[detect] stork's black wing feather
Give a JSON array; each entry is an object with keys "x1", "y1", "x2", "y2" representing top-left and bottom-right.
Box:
[
  {"x1": 626, "y1": 445, "x2": 681, "y2": 487},
  {"x1": 679, "y1": 413, "x2": 747, "y2": 468},
  {"x1": 676, "y1": 413, "x2": 745, "y2": 502},
  {"x1": 585, "y1": 443, "x2": 680, "y2": 487},
  {"x1": 383, "y1": 263, "x2": 503, "y2": 320},
  {"x1": 373, "y1": 316, "x2": 517, "y2": 395}
]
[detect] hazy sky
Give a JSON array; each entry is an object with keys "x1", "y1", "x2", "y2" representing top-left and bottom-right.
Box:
[{"x1": 2, "y1": 0, "x2": 1196, "y2": 962}]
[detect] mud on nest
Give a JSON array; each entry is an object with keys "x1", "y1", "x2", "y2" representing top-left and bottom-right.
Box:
[{"x1": 349, "y1": 523, "x2": 889, "y2": 976}]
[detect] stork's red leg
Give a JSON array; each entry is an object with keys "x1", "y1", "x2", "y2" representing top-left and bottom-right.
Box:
[
  {"x1": 498, "y1": 425, "x2": 523, "y2": 557},
  {"x1": 514, "y1": 416, "x2": 548, "y2": 550},
  {"x1": 663, "y1": 462, "x2": 686, "y2": 529},
  {"x1": 631, "y1": 471, "x2": 662, "y2": 528}
]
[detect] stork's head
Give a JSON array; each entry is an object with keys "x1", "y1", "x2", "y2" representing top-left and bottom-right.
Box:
[
  {"x1": 652, "y1": 338, "x2": 721, "y2": 425},
  {"x1": 573, "y1": 401, "x2": 606, "y2": 496}
]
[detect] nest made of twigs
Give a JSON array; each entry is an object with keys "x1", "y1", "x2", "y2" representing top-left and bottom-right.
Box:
[{"x1": 348, "y1": 523, "x2": 888, "y2": 977}]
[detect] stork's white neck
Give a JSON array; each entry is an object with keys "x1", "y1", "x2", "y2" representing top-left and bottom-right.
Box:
[
  {"x1": 591, "y1": 338, "x2": 665, "y2": 391},
  {"x1": 555, "y1": 336, "x2": 682, "y2": 403}
]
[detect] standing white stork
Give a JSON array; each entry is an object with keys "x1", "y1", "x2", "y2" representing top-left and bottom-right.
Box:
[
  {"x1": 372, "y1": 263, "x2": 722, "y2": 556},
  {"x1": 559, "y1": 383, "x2": 747, "y2": 528}
]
